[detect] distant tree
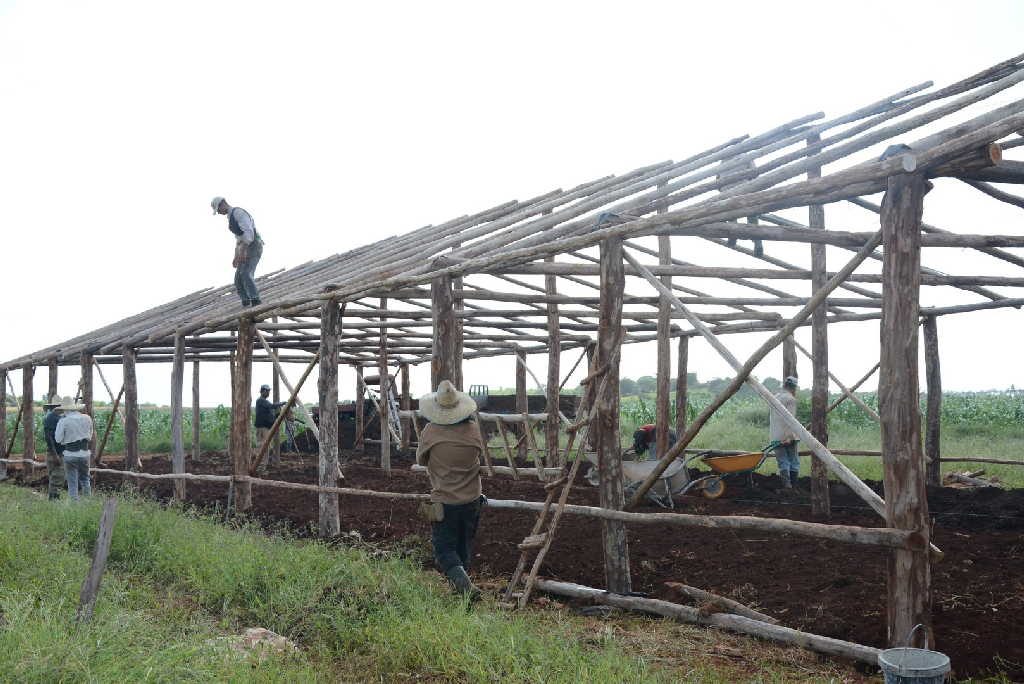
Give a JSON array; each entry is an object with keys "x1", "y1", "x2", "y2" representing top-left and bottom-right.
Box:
[
  {"x1": 763, "y1": 377, "x2": 782, "y2": 392},
  {"x1": 636, "y1": 376, "x2": 656, "y2": 394},
  {"x1": 620, "y1": 378, "x2": 638, "y2": 396}
]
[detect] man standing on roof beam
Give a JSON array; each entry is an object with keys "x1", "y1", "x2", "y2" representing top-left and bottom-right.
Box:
[{"x1": 211, "y1": 196, "x2": 263, "y2": 307}]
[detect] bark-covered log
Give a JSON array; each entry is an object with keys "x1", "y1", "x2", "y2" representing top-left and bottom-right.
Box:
[
  {"x1": 923, "y1": 316, "x2": 942, "y2": 487},
  {"x1": 22, "y1": 364, "x2": 35, "y2": 464},
  {"x1": 230, "y1": 318, "x2": 254, "y2": 511},
  {"x1": 170, "y1": 334, "x2": 186, "y2": 501},
  {"x1": 318, "y1": 301, "x2": 341, "y2": 537},
  {"x1": 123, "y1": 349, "x2": 140, "y2": 471}
]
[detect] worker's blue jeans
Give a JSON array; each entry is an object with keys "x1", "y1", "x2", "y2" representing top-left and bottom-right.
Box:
[
  {"x1": 62, "y1": 452, "x2": 91, "y2": 500},
  {"x1": 234, "y1": 239, "x2": 263, "y2": 304},
  {"x1": 773, "y1": 441, "x2": 800, "y2": 476},
  {"x1": 431, "y1": 497, "x2": 482, "y2": 573}
]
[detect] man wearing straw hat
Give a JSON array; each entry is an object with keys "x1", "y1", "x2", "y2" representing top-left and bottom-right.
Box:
[
  {"x1": 416, "y1": 380, "x2": 485, "y2": 598},
  {"x1": 41, "y1": 394, "x2": 66, "y2": 500},
  {"x1": 54, "y1": 397, "x2": 94, "y2": 500}
]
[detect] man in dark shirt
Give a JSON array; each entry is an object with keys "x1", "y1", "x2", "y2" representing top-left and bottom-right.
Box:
[
  {"x1": 41, "y1": 394, "x2": 65, "y2": 500},
  {"x1": 254, "y1": 384, "x2": 284, "y2": 463}
]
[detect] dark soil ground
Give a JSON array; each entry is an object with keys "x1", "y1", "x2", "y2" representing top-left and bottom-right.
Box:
[{"x1": 16, "y1": 450, "x2": 1024, "y2": 680}]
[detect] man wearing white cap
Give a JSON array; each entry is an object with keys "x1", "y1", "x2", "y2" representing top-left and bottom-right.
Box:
[
  {"x1": 416, "y1": 380, "x2": 485, "y2": 598},
  {"x1": 54, "y1": 397, "x2": 94, "y2": 500},
  {"x1": 769, "y1": 376, "x2": 801, "y2": 492},
  {"x1": 211, "y1": 196, "x2": 263, "y2": 307}
]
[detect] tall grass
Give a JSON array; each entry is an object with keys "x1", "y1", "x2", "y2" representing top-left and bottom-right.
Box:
[{"x1": 0, "y1": 486, "x2": 655, "y2": 682}]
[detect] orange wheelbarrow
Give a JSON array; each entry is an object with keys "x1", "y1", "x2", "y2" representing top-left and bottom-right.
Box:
[{"x1": 679, "y1": 441, "x2": 780, "y2": 499}]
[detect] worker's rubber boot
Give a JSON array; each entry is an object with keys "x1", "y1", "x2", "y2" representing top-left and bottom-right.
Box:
[{"x1": 445, "y1": 565, "x2": 482, "y2": 601}]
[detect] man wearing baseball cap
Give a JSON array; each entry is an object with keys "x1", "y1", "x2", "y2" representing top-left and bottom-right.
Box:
[
  {"x1": 254, "y1": 384, "x2": 285, "y2": 465},
  {"x1": 211, "y1": 196, "x2": 264, "y2": 307}
]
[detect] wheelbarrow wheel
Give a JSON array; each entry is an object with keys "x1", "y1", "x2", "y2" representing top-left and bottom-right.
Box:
[{"x1": 702, "y1": 477, "x2": 726, "y2": 499}]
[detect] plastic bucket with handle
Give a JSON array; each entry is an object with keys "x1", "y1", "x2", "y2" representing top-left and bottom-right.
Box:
[{"x1": 877, "y1": 625, "x2": 950, "y2": 684}]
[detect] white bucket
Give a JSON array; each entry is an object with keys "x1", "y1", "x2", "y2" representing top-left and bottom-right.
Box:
[{"x1": 878, "y1": 647, "x2": 950, "y2": 684}]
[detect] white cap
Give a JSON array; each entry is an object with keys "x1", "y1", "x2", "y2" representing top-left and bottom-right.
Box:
[{"x1": 211, "y1": 196, "x2": 226, "y2": 214}]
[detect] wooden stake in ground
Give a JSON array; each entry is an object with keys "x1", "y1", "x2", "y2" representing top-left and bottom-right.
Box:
[
  {"x1": 191, "y1": 360, "x2": 201, "y2": 463},
  {"x1": 675, "y1": 337, "x2": 688, "y2": 435},
  {"x1": 879, "y1": 171, "x2": 932, "y2": 648},
  {"x1": 22, "y1": 364, "x2": 35, "y2": 465},
  {"x1": 399, "y1": 363, "x2": 411, "y2": 453},
  {"x1": 807, "y1": 133, "x2": 831, "y2": 519},
  {"x1": 76, "y1": 498, "x2": 118, "y2": 624},
  {"x1": 123, "y1": 348, "x2": 141, "y2": 471},
  {"x1": 80, "y1": 353, "x2": 95, "y2": 457},
  {"x1": 170, "y1": 333, "x2": 186, "y2": 501},
  {"x1": 923, "y1": 315, "x2": 942, "y2": 487},
  {"x1": 354, "y1": 366, "x2": 365, "y2": 452}
]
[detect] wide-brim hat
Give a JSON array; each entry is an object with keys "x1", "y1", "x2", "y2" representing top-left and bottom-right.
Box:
[
  {"x1": 43, "y1": 394, "x2": 62, "y2": 408},
  {"x1": 418, "y1": 380, "x2": 476, "y2": 425},
  {"x1": 55, "y1": 396, "x2": 85, "y2": 412}
]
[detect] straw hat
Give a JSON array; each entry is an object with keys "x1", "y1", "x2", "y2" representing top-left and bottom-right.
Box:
[
  {"x1": 43, "y1": 394, "x2": 62, "y2": 408},
  {"x1": 54, "y1": 396, "x2": 85, "y2": 412},
  {"x1": 418, "y1": 380, "x2": 476, "y2": 425}
]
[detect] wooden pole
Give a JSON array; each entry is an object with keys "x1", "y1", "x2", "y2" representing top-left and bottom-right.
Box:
[
  {"x1": 879, "y1": 172, "x2": 932, "y2": 648},
  {"x1": 0, "y1": 369, "x2": 6, "y2": 479},
  {"x1": 515, "y1": 349, "x2": 528, "y2": 461},
  {"x1": 191, "y1": 361, "x2": 201, "y2": 463},
  {"x1": 230, "y1": 317, "x2": 254, "y2": 512},
  {"x1": 80, "y1": 353, "x2": 94, "y2": 457},
  {"x1": 122, "y1": 348, "x2": 140, "y2": 471},
  {"x1": 596, "y1": 236, "x2": 631, "y2": 593},
  {"x1": 271, "y1": 316, "x2": 281, "y2": 465},
  {"x1": 47, "y1": 359, "x2": 58, "y2": 403},
  {"x1": 782, "y1": 336, "x2": 797, "y2": 380},
  {"x1": 923, "y1": 315, "x2": 942, "y2": 487},
  {"x1": 75, "y1": 498, "x2": 118, "y2": 624},
  {"x1": 430, "y1": 272, "x2": 462, "y2": 390},
  {"x1": 22, "y1": 364, "x2": 34, "y2": 464},
  {"x1": 545, "y1": 259, "x2": 560, "y2": 467},
  {"x1": 399, "y1": 363, "x2": 411, "y2": 453},
  {"x1": 378, "y1": 297, "x2": 391, "y2": 476},
  {"x1": 170, "y1": 333, "x2": 186, "y2": 501},
  {"x1": 354, "y1": 366, "x2": 365, "y2": 452},
  {"x1": 794, "y1": 341, "x2": 879, "y2": 423},
  {"x1": 318, "y1": 301, "x2": 341, "y2": 537},
  {"x1": 252, "y1": 352, "x2": 320, "y2": 473},
  {"x1": 675, "y1": 337, "x2": 688, "y2": 435},
  {"x1": 95, "y1": 385, "x2": 124, "y2": 463},
  {"x1": 656, "y1": 233, "x2": 672, "y2": 460},
  {"x1": 808, "y1": 134, "x2": 831, "y2": 518}
]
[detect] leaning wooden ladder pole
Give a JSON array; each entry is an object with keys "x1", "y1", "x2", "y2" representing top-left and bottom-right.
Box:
[{"x1": 503, "y1": 356, "x2": 613, "y2": 609}]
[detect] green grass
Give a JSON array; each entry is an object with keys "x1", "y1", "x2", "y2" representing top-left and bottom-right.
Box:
[{"x1": 0, "y1": 485, "x2": 663, "y2": 683}]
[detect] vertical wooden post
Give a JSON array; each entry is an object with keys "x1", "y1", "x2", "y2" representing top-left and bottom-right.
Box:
[
  {"x1": 675, "y1": 337, "x2": 689, "y2": 436},
  {"x1": 228, "y1": 331, "x2": 236, "y2": 455},
  {"x1": 399, "y1": 363, "x2": 411, "y2": 453},
  {"x1": 596, "y1": 236, "x2": 631, "y2": 594},
  {"x1": 354, "y1": 366, "x2": 365, "y2": 452},
  {"x1": 22, "y1": 364, "x2": 35, "y2": 463},
  {"x1": 923, "y1": 315, "x2": 942, "y2": 488},
  {"x1": 782, "y1": 337, "x2": 797, "y2": 381},
  {"x1": 656, "y1": 234, "x2": 672, "y2": 460},
  {"x1": 583, "y1": 342, "x2": 598, "y2": 452},
  {"x1": 808, "y1": 134, "x2": 831, "y2": 518},
  {"x1": 123, "y1": 348, "x2": 139, "y2": 471},
  {"x1": 879, "y1": 172, "x2": 931, "y2": 648},
  {"x1": 318, "y1": 301, "x2": 341, "y2": 537},
  {"x1": 0, "y1": 369, "x2": 7, "y2": 479},
  {"x1": 231, "y1": 317, "x2": 254, "y2": 512},
  {"x1": 431, "y1": 272, "x2": 463, "y2": 390},
  {"x1": 515, "y1": 350, "x2": 528, "y2": 461},
  {"x1": 80, "y1": 353, "x2": 94, "y2": 455},
  {"x1": 170, "y1": 333, "x2": 186, "y2": 501},
  {"x1": 47, "y1": 359, "x2": 58, "y2": 403},
  {"x1": 545, "y1": 258, "x2": 560, "y2": 467},
  {"x1": 378, "y1": 297, "x2": 391, "y2": 476},
  {"x1": 271, "y1": 316, "x2": 281, "y2": 465},
  {"x1": 191, "y1": 361, "x2": 201, "y2": 463}
]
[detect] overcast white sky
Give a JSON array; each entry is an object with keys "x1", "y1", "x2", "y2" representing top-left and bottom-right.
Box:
[{"x1": 1, "y1": 1, "x2": 1022, "y2": 406}]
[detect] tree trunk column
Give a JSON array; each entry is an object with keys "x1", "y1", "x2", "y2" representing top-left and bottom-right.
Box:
[
  {"x1": 782, "y1": 336, "x2": 797, "y2": 380},
  {"x1": 0, "y1": 369, "x2": 7, "y2": 479},
  {"x1": 378, "y1": 297, "x2": 391, "y2": 476},
  {"x1": 354, "y1": 366, "x2": 365, "y2": 452},
  {"x1": 123, "y1": 348, "x2": 140, "y2": 471},
  {"x1": 22, "y1": 364, "x2": 35, "y2": 465},
  {"x1": 675, "y1": 337, "x2": 689, "y2": 436},
  {"x1": 656, "y1": 235, "x2": 672, "y2": 460},
  {"x1": 170, "y1": 333, "x2": 186, "y2": 501},
  {"x1": 923, "y1": 315, "x2": 942, "y2": 487},
  {"x1": 399, "y1": 363, "x2": 411, "y2": 454},
  {"x1": 515, "y1": 350, "x2": 528, "y2": 461},
  {"x1": 545, "y1": 258, "x2": 561, "y2": 467},
  {"x1": 47, "y1": 359, "x2": 58, "y2": 403},
  {"x1": 596, "y1": 237, "x2": 631, "y2": 594},
  {"x1": 318, "y1": 301, "x2": 341, "y2": 537},
  {"x1": 80, "y1": 353, "x2": 94, "y2": 458},
  {"x1": 191, "y1": 361, "x2": 201, "y2": 463},
  {"x1": 431, "y1": 271, "x2": 463, "y2": 390},
  {"x1": 879, "y1": 172, "x2": 931, "y2": 648},
  {"x1": 808, "y1": 134, "x2": 831, "y2": 518},
  {"x1": 271, "y1": 316, "x2": 282, "y2": 465},
  {"x1": 231, "y1": 317, "x2": 254, "y2": 512}
]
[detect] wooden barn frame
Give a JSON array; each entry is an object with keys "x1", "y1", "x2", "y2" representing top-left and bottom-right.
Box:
[{"x1": 4, "y1": 54, "x2": 1024, "y2": 659}]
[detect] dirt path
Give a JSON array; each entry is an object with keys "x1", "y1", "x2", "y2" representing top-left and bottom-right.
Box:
[{"x1": 16, "y1": 450, "x2": 1023, "y2": 679}]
